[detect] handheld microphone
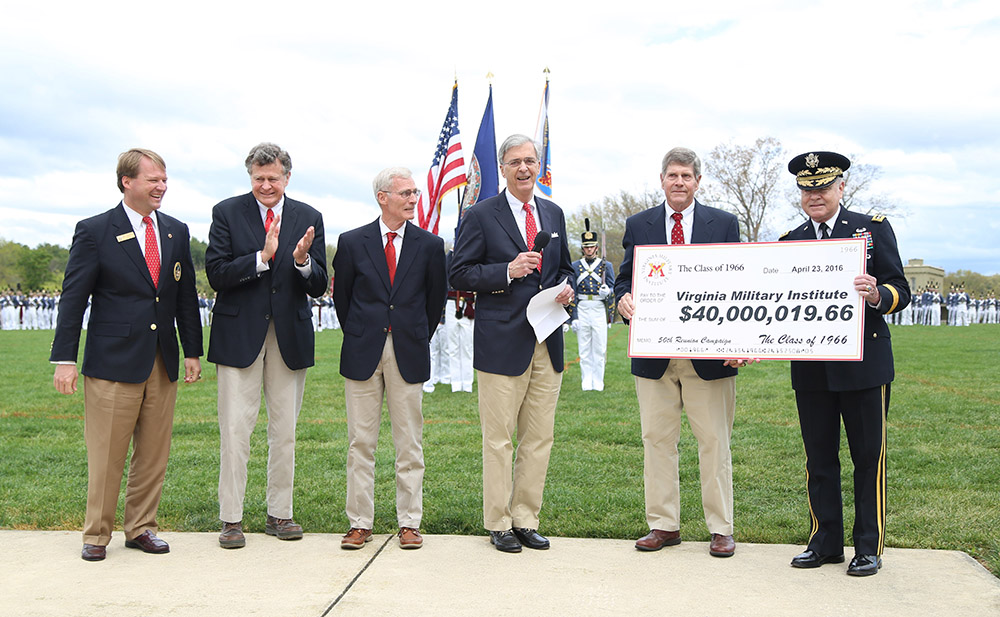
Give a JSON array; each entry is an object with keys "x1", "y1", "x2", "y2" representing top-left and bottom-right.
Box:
[{"x1": 531, "y1": 230, "x2": 551, "y2": 253}]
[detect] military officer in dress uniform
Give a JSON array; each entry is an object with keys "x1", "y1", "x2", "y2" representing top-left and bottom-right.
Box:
[
  {"x1": 781, "y1": 151, "x2": 909, "y2": 577},
  {"x1": 569, "y1": 219, "x2": 615, "y2": 391}
]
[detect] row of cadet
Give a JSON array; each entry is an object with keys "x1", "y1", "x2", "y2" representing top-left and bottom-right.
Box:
[{"x1": 886, "y1": 287, "x2": 999, "y2": 325}]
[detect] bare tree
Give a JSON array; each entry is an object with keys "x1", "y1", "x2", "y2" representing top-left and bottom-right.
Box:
[
  {"x1": 567, "y1": 188, "x2": 661, "y2": 270},
  {"x1": 842, "y1": 162, "x2": 904, "y2": 218},
  {"x1": 701, "y1": 137, "x2": 785, "y2": 242}
]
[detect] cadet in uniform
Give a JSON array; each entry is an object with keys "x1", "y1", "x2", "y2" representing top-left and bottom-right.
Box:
[
  {"x1": 781, "y1": 151, "x2": 909, "y2": 577},
  {"x1": 569, "y1": 219, "x2": 615, "y2": 391}
]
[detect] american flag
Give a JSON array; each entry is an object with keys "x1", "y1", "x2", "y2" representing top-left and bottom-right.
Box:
[{"x1": 417, "y1": 82, "x2": 466, "y2": 235}]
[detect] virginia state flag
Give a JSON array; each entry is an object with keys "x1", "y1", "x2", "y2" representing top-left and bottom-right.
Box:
[
  {"x1": 462, "y1": 85, "x2": 498, "y2": 212},
  {"x1": 534, "y1": 77, "x2": 552, "y2": 197}
]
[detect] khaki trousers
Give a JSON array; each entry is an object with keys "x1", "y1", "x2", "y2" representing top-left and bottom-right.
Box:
[
  {"x1": 635, "y1": 359, "x2": 735, "y2": 535},
  {"x1": 82, "y1": 350, "x2": 176, "y2": 546},
  {"x1": 345, "y1": 333, "x2": 424, "y2": 529},
  {"x1": 477, "y1": 341, "x2": 562, "y2": 531},
  {"x1": 217, "y1": 323, "x2": 305, "y2": 523}
]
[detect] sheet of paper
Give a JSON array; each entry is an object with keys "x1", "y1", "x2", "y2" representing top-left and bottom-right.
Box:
[{"x1": 527, "y1": 277, "x2": 570, "y2": 343}]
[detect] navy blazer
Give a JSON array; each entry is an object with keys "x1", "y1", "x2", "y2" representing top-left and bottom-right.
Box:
[
  {"x1": 449, "y1": 190, "x2": 574, "y2": 376},
  {"x1": 50, "y1": 203, "x2": 203, "y2": 382},
  {"x1": 205, "y1": 193, "x2": 328, "y2": 370},
  {"x1": 780, "y1": 207, "x2": 910, "y2": 391},
  {"x1": 332, "y1": 219, "x2": 447, "y2": 384},
  {"x1": 615, "y1": 200, "x2": 741, "y2": 381}
]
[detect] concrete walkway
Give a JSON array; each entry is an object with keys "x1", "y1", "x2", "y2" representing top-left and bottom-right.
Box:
[{"x1": 4, "y1": 530, "x2": 999, "y2": 616}]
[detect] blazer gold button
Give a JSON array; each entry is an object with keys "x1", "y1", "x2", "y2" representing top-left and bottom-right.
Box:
[
  {"x1": 389, "y1": 305, "x2": 394, "y2": 310},
  {"x1": 150, "y1": 324, "x2": 157, "y2": 330},
  {"x1": 873, "y1": 333, "x2": 877, "y2": 338}
]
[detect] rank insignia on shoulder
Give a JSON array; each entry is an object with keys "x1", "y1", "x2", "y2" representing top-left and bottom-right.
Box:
[
  {"x1": 779, "y1": 230, "x2": 791, "y2": 239},
  {"x1": 871, "y1": 214, "x2": 886, "y2": 223}
]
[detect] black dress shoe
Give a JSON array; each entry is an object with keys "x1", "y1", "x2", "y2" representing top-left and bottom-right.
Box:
[
  {"x1": 847, "y1": 554, "x2": 882, "y2": 577},
  {"x1": 489, "y1": 530, "x2": 522, "y2": 553},
  {"x1": 81, "y1": 544, "x2": 106, "y2": 561},
  {"x1": 513, "y1": 527, "x2": 550, "y2": 550},
  {"x1": 124, "y1": 530, "x2": 170, "y2": 554},
  {"x1": 791, "y1": 549, "x2": 845, "y2": 568}
]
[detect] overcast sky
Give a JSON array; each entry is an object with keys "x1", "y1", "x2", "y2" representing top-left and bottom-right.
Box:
[{"x1": 2, "y1": 0, "x2": 998, "y2": 275}]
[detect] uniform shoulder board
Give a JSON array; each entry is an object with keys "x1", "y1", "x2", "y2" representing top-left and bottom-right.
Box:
[
  {"x1": 779, "y1": 230, "x2": 791, "y2": 239},
  {"x1": 871, "y1": 214, "x2": 886, "y2": 223}
]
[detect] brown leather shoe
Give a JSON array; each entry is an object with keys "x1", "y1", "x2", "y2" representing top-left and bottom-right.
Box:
[
  {"x1": 265, "y1": 515, "x2": 303, "y2": 540},
  {"x1": 398, "y1": 527, "x2": 423, "y2": 549},
  {"x1": 219, "y1": 521, "x2": 246, "y2": 549},
  {"x1": 81, "y1": 544, "x2": 106, "y2": 561},
  {"x1": 124, "y1": 530, "x2": 169, "y2": 554},
  {"x1": 635, "y1": 529, "x2": 681, "y2": 551},
  {"x1": 709, "y1": 533, "x2": 736, "y2": 557},
  {"x1": 341, "y1": 528, "x2": 373, "y2": 550}
]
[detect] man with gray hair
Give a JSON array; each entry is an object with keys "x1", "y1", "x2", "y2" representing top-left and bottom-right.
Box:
[
  {"x1": 615, "y1": 147, "x2": 743, "y2": 558},
  {"x1": 332, "y1": 167, "x2": 447, "y2": 550},
  {"x1": 450, "y1": 134, "x2": 574, "y2": 553},
  {"x1": 206, "y1": 142, "x2": 328, "y2": 549}
]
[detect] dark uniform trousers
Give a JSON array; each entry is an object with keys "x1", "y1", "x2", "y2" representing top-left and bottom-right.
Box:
[{"x1": 795, "y1": 384, "x2": 888, "y2": 557}]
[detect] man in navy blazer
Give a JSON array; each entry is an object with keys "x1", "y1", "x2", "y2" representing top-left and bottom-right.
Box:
[
  {"x1": 333, "y1": 167, "x2": 447, "y2": 550},
  {"x1": 615, "y1": 147, "x2": 743, "y2": 558},
  {"x1": 206, "y1": 143, "x2": 327, "y2": 549},
  {"x1": 51, "y1": 148, "x2": 203, "y2": 561},
  {"x1": 450, "y1": 134, "x2": 574, "y2": 553}
]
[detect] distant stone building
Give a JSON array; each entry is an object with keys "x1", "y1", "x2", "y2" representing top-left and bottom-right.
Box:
[{"x1": 903, "y1": 258, "x2": 944, "y2": 292}]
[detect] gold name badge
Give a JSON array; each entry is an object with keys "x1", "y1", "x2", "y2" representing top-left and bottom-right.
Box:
[
  {"x1": 116, "y1": 232, "x2": 136, "y2": 242},
  {"x1": 174, "y1": 262, "x2": 182, "y2": 281}
]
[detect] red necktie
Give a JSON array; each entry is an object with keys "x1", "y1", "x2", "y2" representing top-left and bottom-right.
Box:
[
  {"x1": 670, "y1": 212, "x2": 685, "y2": 245},
  {"x1": 385, "y1": 231, "x2": 397, "y2": 285},
  {"x1": 142, "y1": 216, "x2": 160, "y2": 287},
  {"x1": 264, "y1": 208, "x2": 274, "y2": 233},
  {"x1": 523, "y1": 203, "x2": 541, "y2": 271}
]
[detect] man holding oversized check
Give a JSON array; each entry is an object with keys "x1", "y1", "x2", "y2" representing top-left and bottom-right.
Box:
[
  {"x1": 616, "y1": 147, "x2": 743, "y2": 558},
  {"x1": 781, "y1": 151, "x2": 909, "y2": 577}
]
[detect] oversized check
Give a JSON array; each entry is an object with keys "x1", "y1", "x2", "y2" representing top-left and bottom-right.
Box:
[{"x1": 627, "y1": 238, "x2": 868, "y2": 361}]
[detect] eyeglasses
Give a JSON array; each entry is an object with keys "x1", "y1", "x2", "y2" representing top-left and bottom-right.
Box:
[
  {"x1": 502, "y1": 158, "x2": 539, "y2": 168},
  {"x1": 383, "y1": 188, "x2": 422, "y2": 198}
]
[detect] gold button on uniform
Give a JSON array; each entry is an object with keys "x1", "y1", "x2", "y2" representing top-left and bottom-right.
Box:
[{"x1": 150, "y1": 324, "x2": 157, "y2": 331}]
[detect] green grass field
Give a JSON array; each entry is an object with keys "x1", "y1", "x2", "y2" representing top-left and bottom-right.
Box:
[{"x1": 1, "y1": 324, "x2": 997, "y2": 576}]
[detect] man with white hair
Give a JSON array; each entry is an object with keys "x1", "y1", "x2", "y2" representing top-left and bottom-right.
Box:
[{"x1": 333, "y1": 166, "x2": 447, "y2": 550}]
